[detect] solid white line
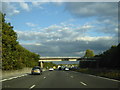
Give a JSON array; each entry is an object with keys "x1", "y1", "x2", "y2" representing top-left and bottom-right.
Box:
[
  {"x1": 97, "y1": 76, "x2": 120, "y2": 82},
  {"x1": 88, "y1": 74, "x2": 120, "y2": 82},
  {"x1": 29, "y1": 85, "x2": 36, "y2": 89},
  {"x1": 80, "y1": 82, "x2": 87, "y2": 86},
  {"x1": 0, "y1": 74, "x2": 28, "y2": 82},
  {"x1": 0, "y1": 79, "x2": 7, "y2": 82},
  {"x1": 18, "y1": 76, "x2": 22, "y2": 78},
  {"x1": 21, "y1": 74, "x2": 26, "y2": 77},
  {"x1": 7, "y1": 77, "x2": 15, "y2": 80},
  {"x1": 12, "y1": 77, "x2": 18, "y2": 79}
]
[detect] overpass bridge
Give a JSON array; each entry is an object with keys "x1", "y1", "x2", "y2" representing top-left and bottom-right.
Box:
[
  {"x1": 39, "y1": 57, "x2": 81, "y2": 62},
  {"x1": 39, "y1": 57, "x2": 81, "y2": 68},
  {"x1": 38, "y1": 57, "x2": 99, "y2": 68}
]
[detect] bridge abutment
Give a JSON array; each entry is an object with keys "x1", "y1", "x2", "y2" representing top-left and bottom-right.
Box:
[{"x1": 38, "y1": 61, "x2": 44, "y2": 68}]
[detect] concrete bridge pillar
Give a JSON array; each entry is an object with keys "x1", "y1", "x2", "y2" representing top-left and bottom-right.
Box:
[
  {"x1": 40, "y1": 61, "x2": 43, "y2": 68},
  {"x1": 38, "y1": 61, "x2": 43, "y2": 68}
]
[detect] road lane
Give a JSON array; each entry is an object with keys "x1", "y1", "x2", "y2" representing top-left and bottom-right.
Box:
[
  {"x1": 66, "y1": 71, "x2": 120, "y2": 88},
  {"x1": 2, "y1": 71, "x2": 53, "y2": 88},
  {"x1": 2, "y1": 70, "x2": 120, "y2": 89},
  {"x1": 34, "y1": 71, "x2": 86, "y2": 88}
]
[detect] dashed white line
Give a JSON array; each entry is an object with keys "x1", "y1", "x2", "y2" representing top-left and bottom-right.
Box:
[
  {"x1": 43, "y1": 77, "x2": 46, "y2": 79},
  {"x1": 80, "y1": 82, "x2": 87, "y2": 86},
  {"x1": 70, "y1": 76, "x2": 74, "y2": 78},
  {"x1": 29, "y1": 85, "x2": 36, "y2": 89}
]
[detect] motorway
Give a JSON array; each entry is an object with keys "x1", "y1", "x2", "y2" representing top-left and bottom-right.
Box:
[{"x1": 1, "y1": 70, "x2": 120, "y2": 89}]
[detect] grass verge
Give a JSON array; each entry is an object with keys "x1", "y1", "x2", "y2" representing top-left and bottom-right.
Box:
[{"x1": 73, "y1": 68, "x2": 120, "y2": 81}]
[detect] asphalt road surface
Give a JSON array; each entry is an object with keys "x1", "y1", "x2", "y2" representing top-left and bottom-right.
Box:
[{"x1": 2, "y1": 70, "x2": 120, "y2": 89}]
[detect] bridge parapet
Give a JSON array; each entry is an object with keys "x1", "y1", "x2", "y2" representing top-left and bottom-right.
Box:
[{"x1": 39, "y1": 57, "x2": 81, "y2": 61}]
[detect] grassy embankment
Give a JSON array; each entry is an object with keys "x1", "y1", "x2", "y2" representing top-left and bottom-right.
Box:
[
  {"x1": 73, "y1": 68, "x2": 120, "y2": 81},
  {"x1": 2, "y1": 67, "x2": 32, "y2": 79}
]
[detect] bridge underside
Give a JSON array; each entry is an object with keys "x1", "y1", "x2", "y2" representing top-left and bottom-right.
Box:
[
  {"x1": 39, "y1": 59, "x2": 78, "y2": 62},
  {"x1": 39, "y1": 58, "x2": 80, "y2": 62},
  {"x1": 39, "y1": 57, "x2": 81, "y2": 62},
  {"x1": 39, "y1": 57, "x2": 99, "y2": 62},
  {"x1": 38, "y1": 57, "x2": 99, "y2": 68}
]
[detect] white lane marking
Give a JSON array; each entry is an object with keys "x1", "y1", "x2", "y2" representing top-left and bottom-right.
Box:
[
  {"x1": 88, "y1": 74, "x2": 120, "y2": 82},
  {"x1": 89, "y1": 75, "x2": 96, "y2": 77},
  {"x1": 7, "y1": 77, "x2": 16, "y2": 80},
  {"x1": 18, "y1": 76, "x2": 23, "y2": 78},
  {"x1": 73, "y1": 71, "x2": 78, "y2": 73},
  {"x1": 21, "y1": 74, "x2": 27, "y2": 77},
  {"x1": 0, "y1": 79, "x2": 7, "y2": 82},
  {"x1": 43, "y1": 77, "x2": 46, "y2": 79},
  {"x1": 12, "y1": 77, "x2": 18, "y2": 79},
  {"x1": 29, "y1": 85, "x2": 36, "y2": 89},
  {"x1": 70, "y1": 76, "x2": 74, "y2": 78},
  {"x1": 0, "y1": 74, "x2": 28, "y2": 82},
  {"x1": 80, "y1": 82, "x2": 87, "y2": 86}
]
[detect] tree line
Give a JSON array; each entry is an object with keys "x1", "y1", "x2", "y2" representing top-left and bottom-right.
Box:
[
  {"x1": 1, "y1": 13, "x2": 40, "y2": 70},
  {"x1": 95, "y1": 44, "x2": 120, "y2": 69},
  {"x1": 80, "y1": 44, "x2": 120, "y2": 69},
  {"x1": 43, "y1": 62, "x2": 57, "y2": 69}
]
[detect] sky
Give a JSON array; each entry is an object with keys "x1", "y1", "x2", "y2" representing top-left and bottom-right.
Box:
[{"x1": 1, "y1": 1, "x2": 119, "y2": 57}]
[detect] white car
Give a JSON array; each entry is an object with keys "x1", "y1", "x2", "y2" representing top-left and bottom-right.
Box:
[
  {"x1": 49, "y1": 68, "x2": 54, "y2": 71},
  {"x1": 31, "y1": 66, "x2": 42, "y2": 75},
  {"x1": 65, "y1": 68, "x2": 69, "y2": 71}
]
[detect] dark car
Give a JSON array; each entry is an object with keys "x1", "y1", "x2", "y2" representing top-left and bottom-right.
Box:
[
  {"x1": 31, "y1": 66, "x2": 42, "y2": 75},
  {"x1": 58, "y1": 67, "x2": 62, "y2": 70}
]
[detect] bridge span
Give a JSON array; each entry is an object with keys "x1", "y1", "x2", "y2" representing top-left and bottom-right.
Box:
[
  {"x1": 39, "y1": 57, "x2": 81, "y2": 62},
  {"x1": 38, "y1": 57, "x2": 98, "y2": 68},
  {"x1": 38, "y1": 57, "x2": 81, "y2": 68}
]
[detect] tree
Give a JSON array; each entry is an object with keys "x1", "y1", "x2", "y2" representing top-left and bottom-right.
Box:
[
  {"x1": 1, "y1": 13, "x2": 40, "y2": 70},
  {"x1": 94, "y1": 44, "x2": 120, "y2": 69},
  {"x1": 84, "y1": 49, "x2": 95, "y2": 58},
  {"x1": 43, "y1": 62, "x2": 57, "y2": 69}
]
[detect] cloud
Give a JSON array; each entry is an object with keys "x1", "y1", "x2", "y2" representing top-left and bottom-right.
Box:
[
  {"x1": 26, "y1": 22, "x2": 37, "y2": 27},
  {"x1": 20, "y1": 42, "x2": 42, "y2": 46},
  {"x1": 1, "y1": 2, "x2": 20, "y2": 15},
  {"x1": 19, "y1": 2, "x2": 30, "y2": 11},
  {"x1": 90, "y1": 18, "x2": 118, "y2": 36},
  {"x1": 74, "y1": 36, "x2": 113, "y2": 41},
  {"x1": 31, "y1": 2, "x2": 46, "y2": 9},
  {"x1": 4, "y1": 2, "x2": 118, "y2": 57},
  {"x1": 65, "y1": 2, "x2": 118, "y2": 18},
  {"x1": 31, "y1": 2, "x2": 43, "y2": 6},
  {"x1": 21, "y1": 36, "x2": 117, "y2": 57},
  {"x1": 16, "y1": 22, "x2": 117, "y2": 43},
  {"x1": 16, "y1": 22, "x2": 118, "y2": 57}
]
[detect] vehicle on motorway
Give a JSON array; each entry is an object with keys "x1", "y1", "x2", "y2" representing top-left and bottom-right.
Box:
[
  {"x1": 58, "y1": 67, "x2": 62, "y2": 70},
  {"x1": 31, "y1": 66, "x2": 42, "y2": 75},
  {"x1": 69, "y1": 67, "x2": 79, "y2": 70},
  {"x1": 64, "y1": 67, "x2": 69, "y2": 71},
  {"x1": 49, "y1": 68, "x2": 54, "y2": 71}
]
